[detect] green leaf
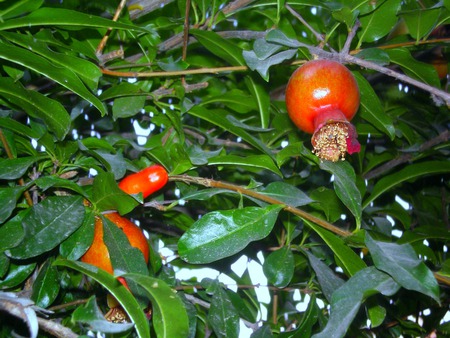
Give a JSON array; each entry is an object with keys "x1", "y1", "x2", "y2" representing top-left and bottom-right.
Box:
[
  {"x1": 319, "y1": 161, "x2": 362, "y2": 228},
  {"x1": 31, "y1": 258, "x2": 59, "y2": 308},
  {"x1": 207, "y1": 280, "x2": 240, "y2": 338},
  {"x1": 0, "y1": 157, "x2": 37, "y2": 180},
  {"x1": 72, "y1": 296, "x2": 134, "y2": 333},
  {"x1": 402, "y1": 7, "x2": 441, "y2": 41},
  {"x1": 245, "y1": 76, "x2": 271, "y2": 128},
  {"x1": 0, "y1": 42, "x2": 106, "y2": 116},
  {"x1": 178, "y1": 205, "x2": 283, "y2": 264},
  {"x1": 365, "y1": 233, "x2": 440, "y2": 302},
  {"x1": 91, "y1": 172, "x2": 140, "y2": 215},
  {"x1": 259, "y1": 181, "x2": 312, "y2": 207},
  {"x1": 0, "y1": 7, "x2": 149, "y2": 32},
  {"x1": 188, "y1": 106, "x2": 274, "y2": 157},
  {"x1": 53, "y1": 259, "x2": 150, "y2": 338},
  {"x1": 35, "y1": 176, "x2": 88, "y2": 197},
  {"x1": 0, "y1": 0, "x2": 44, "y2": 20},
  {"x1": 243, "y1": 49, "x2": 297, "y2": 81},
  {"x1": 0, "y1": 262, "x2": 36, "y2": 289},
  {"x1": 59, "y1": 209, "x2": 95, "y2": 261},
  {"x1": 0, "y1": 78, "x2": 71, "y2": 140},
  {"x1": 103, "y1": 215, "x2": 148, "y2": 276},
  {"x1": 263, "y1": 246, "x2": 294, "y2": 287},
  {"x1": 201, "y1": 89, "x2": 257, "y2": 114},
  {"x1": 265, "y1": 29, "x2": 302, "y2": 48},
  {"x1": 0, "y1": 186, "x2": 27, "y2": 223},
  {"x1": 354, "y1": 72, "x2": 395, "y2": 140},
  {"x1": 0, "y1": 117, "x2": 40, "y2": 139},
  {"x1": 0, "y1": 212, "x2": 25, "y2": 251},
  {"x1": 363, "y1": 161, "x2": 450, "y2": 208},
  {"x1": 357, "y1": 0, "x2": 402, "y2": 45},
  {"x1": 305, "y1": 251, "x2": 344, "y2": 302},
  {"x1": 355, "y1": 48, "x2": 390, "y2": 66},
  {"x1": 191, "y1": 29, "x2": 245, "y2": 66},
  {"x1": 6, "y1": 196, "x2": 85, "y2": 259},
  {"x1": 124, "y1": 274, "x2": 190, "y2": 338},
  {"x1": 208, "y1": 154, "x2": 282, "y2": 177},
  {"x1": 305, "y1": 221, "x2": 366, "y2": 276},
  {"x1": 0, "y1": 31, "x2": 101, "y2": 91},
  {"x1": 313, "y1": 267, "x2": 400, "y2": 338},
  {"x1": 112, "y1": 96, "x2": 147, "y2": 120},
  {"x1": 386, "y1": 48, "x2": 441, "y2": 87}
]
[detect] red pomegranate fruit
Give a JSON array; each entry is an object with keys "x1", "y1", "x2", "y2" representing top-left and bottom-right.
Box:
[{"x1": 285, "y1": 59, "x2": 361, "y2": 162}]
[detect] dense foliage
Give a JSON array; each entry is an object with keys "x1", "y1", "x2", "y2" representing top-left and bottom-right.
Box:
[{"x1": 0, "y1": 0, "x2": 449, "y2": 337}]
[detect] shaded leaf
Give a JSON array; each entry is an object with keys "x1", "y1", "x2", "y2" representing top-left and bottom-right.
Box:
[
  {"x1": 31, "y1": 258, "x2": 59, "y2": 308},
  {"x1": 53, "y1": 259, "x2": 150, "y2": 338},
  {"x1": 313, "y1": 267, "x2": 400, "y2": 338},
  {"x1": 365, "y1": 233, "x2": 440, "y2": 302},
  {"x1": 208, "y1": 280, "x2": 240, "y2": 338},
  {"x1": 259, "y1": 181, "x2": 312, "y2": 207},
  {"x1": 263, "y1": 246, "x2": 294, "y2": 287},
  {"x1": 320, "y1": 161, "x2": 362, "y2": 228},
  {"x1": 208, "y1": 154, "x2": 282, "y2": 177},
  {"x1": 363, "y1": 161, "x2": 450, "y2": 208}
]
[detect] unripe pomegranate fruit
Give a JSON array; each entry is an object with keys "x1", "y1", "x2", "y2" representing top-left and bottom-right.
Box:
[
  {"x1": 285, "y1": 59, "x2": 361, "y2": 162},
  {"x1": 118, "y1": 164, "x2": 168, "y2": 199},
  {"x1": 81, "y1": 212, "x2": 149, "y2": 283}
]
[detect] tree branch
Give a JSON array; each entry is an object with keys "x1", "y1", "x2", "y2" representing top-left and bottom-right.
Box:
[{"x1": 169, "y1": 175, "x2": 352, "y2": 237}]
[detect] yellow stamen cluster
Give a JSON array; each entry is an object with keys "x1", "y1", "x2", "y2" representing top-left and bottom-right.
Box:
[{"x1": 311, "y1": 122, "x2": 349, "y2": 162}]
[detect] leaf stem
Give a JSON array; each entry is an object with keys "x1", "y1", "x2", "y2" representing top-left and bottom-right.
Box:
[{"x1": 169, "y1": 175, "x2": 352, "y2": 237}]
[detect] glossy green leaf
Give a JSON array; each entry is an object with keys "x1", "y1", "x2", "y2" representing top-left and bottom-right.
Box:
[
  {"x1": 0, "y1": 157, "x2": 37, "y2": 180},
  {"x1": 402, "y1": 7, "x2": 441, "y2": 41},
  {"x1": 0, "y1": 42, "x2": 106, "y2": 116},
  {"x1": 320, "y1": 161, "x2": 362, "y2": 228},
  {"x1": 259, "y1": 181, "x2": 312, "y2": 207},
  {"x1": 53, "y1": 259, "x2": 150, "y2": 338},
  {"x1": 0, "y1": 7, "x2": 149, "y2": 32},
  {"x1": 279, "y1": 293, "x2": 320, "y2": 338},
  {"x1": 178, "y1": 205, "x2": 283, "y2": 264},
  {"x1": 386, "y1": 48, "x2": 441, "y2": 87},
  {"x1": 91, "y1": 172, "x2": 140, "y2": 215},
  {"x1": 354, "y1": 72, "x2": 395, "y2": 140},
  {"x1": 0, "y1": 0, "x2": 44, "y2": 20},
  {"x1": 34, "y1": 176, "x2": 88, "y2": 197},
  {"x1": 31, "y1": 258, "x2": 59, "y2": 308},
  {"x1": 124, "y1": 274, "x2": 190, "y2": 338},
  {"x1": 354, "y1": 48, "x2": 390, "y2": 66},
  {"x1": 0, "y1": 186, "x2": 27, "y2": 223},
  {"x1": 263, "y1": 246, "x2": 294, "y2": 287},
  {"x1": 365, "y1": 233, "x2": 440, "y2": 302},
  {"x1": 357, "y1": 0, "x2": 402, "y2": 45},
  {"x1": 0, "y1": 212, "x2": 25, "y2": 252},
  {"x1": 0, "y1": 117, "x2": 40, "y2": 139},
  {"x1": 188, "y1": 106, "x2": 274, "y2": 157},
  {"x1": 245, "y1": 76, "x2": 271, "y2": 128},
  {"x1": 305, "y1": 220, "x2": 366, "y2": 276},
  {"x1": 0, "y1": 31, "x2": 101, "y2": 91},
  {"x1": 72, "y1": 296, "x2": 134, "y2": 333},
  {"x1": 59, "y1": 209, "x2": 95, "y2": 261},
  {"x1": 201, "y1": 89, "x2": 257, "y2": 114},
  {"x1": 0, "y1": 262, "x2": 36, "y2": 289},
  {"x1": 363, "y1": 161, "x2": 450, "y2": 208},
  {"x1": 313, "y1": 267, "x2": 400, "y2": 338},
  {"x1": 0, "y1": 78, "x2": 71, "y2": 140},
  {"x1": 208, "y1": 154, "x2": 282, "y2": 177},
  {"x1": 6, "y1": 196, "x2": 85, "y2": 259},
  {"x1": 191, "y1": 29, "x2": 245, "y2": 66}
]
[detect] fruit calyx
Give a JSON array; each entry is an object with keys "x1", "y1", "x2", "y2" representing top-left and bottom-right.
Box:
[{"x1": 311, "y1": 109, "x2": 361, "y2": 162}]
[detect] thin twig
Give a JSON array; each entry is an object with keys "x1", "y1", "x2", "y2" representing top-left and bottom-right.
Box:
[
  {"x1": 37, "y1": 317, "x2": 78, "y2": 338},
  {"x1": 169, "y1": 175, "x2": 352, "y2": 237},
  {"x1": 96, "y1": 0, "x2": 127, "y2": 60},
  {"x1": 364, "y1": 129, "x2": 449, "y2": 180},
  {"x1": 285, "y1": 4, "x2": 335, "y2": 52},
  {"x1": 342, "y1": 20, "x2": 360, "y2": 55}
]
